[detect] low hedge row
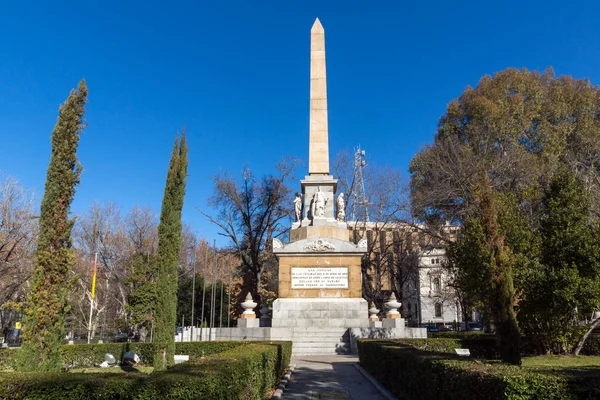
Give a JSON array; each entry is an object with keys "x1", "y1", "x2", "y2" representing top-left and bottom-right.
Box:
[
  {"x1": 357, "y1": 339, "x2": 599, "y2": 400},
  {"x1": 432, "y1": 331, "x2": 600, "y2": 356},
  {"x1": 0, "y1": 341, "x2": 244, "y2": 371},
  {"x1": 0, "y1": 341, "x2": 292, "y2": 399},
  {"x1": 394, "y1": 337, "x2": 499, "y2": 359}
]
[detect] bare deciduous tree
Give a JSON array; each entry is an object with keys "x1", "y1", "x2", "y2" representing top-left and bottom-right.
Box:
[
  {"x1": 201, "y1": 157, "x2": 299, "y2": 307},
  {"x1": 0, "y1": 175, "x2": 37, "y2": 305}
]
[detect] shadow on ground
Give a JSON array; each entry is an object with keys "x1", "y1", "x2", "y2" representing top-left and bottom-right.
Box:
[{"x1": 284, "y1": 356, "x2": 388, "y2": 400}]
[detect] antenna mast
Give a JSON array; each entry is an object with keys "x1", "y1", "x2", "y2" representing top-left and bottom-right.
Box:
[{"x1": 351, "y1": 146, "x2": 369, "y2": 223}]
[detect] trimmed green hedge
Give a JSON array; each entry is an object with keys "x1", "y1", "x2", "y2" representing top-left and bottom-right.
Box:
[
  {"x1": 0, "y1": 341, "x2": 245, "y2": 371},
  {"x1": 357, "y1": 339, "x2": 600, "y2": 400},
  {"x1": 432, "y1": 331, "x2": 600, "y2": 356},
  {"x1": 394, "y1": 337, "x2": 499, "y2": 359},
  {"x1": 0, "y1": 341, "x2": 292, "y2": 399}
]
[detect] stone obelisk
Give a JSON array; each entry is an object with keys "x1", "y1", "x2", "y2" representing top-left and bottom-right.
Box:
[
  {"x1": 274, "y1": 18, "x2": 366, "y2": 299},
  {"x1": 296, "y1": 18, "x2": 339, "y2": 228},
  {"x1": 270, "y1": 19, "x2": 369, "y2": 354},
  {"x1": 309, "y1": 18, "x2": 329, "y2": 176}
]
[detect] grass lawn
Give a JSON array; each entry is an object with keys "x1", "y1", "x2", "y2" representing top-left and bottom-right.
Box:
[{"x1": 520, "y1": 355, "x2": 600, "y2": 377}]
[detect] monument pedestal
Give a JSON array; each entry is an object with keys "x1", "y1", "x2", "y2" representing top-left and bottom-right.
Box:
[
  {"x1": 237, "y1": 318, "x2": 260, "y2": 328},
  {"x1": 271, "y1": 298, "x2": 368, "y2": 329},
  {"x1": 175, "y1": 19, "x2": 430, "y2": 354}
]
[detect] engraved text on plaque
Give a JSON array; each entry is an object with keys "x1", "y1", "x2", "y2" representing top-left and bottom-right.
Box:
[{"x1": 291, "y1": 267, "x2": 348, "y2": 289}]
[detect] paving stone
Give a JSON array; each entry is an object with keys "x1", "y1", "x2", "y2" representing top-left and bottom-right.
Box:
[{"x1": 284, "y1": 355, "x2": 389, "y2": 400}]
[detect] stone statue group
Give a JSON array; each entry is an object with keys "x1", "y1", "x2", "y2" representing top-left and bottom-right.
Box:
[{"x1": 294, "y1": 186, "x2": 345, "y2": 223}]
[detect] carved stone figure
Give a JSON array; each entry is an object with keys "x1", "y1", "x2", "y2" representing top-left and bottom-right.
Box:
[
  {"x1": 313, "y1": 186, "x2": 327, "y2": 218},
  {"x1": 336, "y1": 193, "x2": 345, "y2": 222},
  {"x1": 293, "y1": 193, "x2": 303, "y2": 221},
  {"x1": 303, "y1": 238, "x2": 336, "y2": 252}
]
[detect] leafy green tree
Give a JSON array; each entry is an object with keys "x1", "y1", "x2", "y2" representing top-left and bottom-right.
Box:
[
  {"x1": 176, "y1": 273, "x2": 205, "y2": 327},
  {"x1": 126, "y1": 253, "x2": 157, "y2": 342},
  {"x1": 519, "y1": 170, "x2": 600, "y2": 354},
  {"x1": 410, "y1": 67, "x2": 600, "y2": 224},
  {"x1": 475, "y1": 179, "x2": 521, "y2": 365},
  {"x1": 19, "y1": 80, "x2": 88, "y2": 372},
  {"x1": 411, "y1": 68, "x2": 600, "y2": 362},
  {"x1": 447, "y1": 177, "x2": 521, "y2": 365},
  {"x1": 153, "y1": 133, "x2": 188, "y2": 370},
  {"x1": 176, "y1": 274, "x2": 231, "y2": 328},
  {"x1": 446, "y1": 218, "x2": 490, "y2": 326}
]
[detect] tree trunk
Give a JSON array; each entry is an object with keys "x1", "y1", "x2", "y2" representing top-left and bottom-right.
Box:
[
  {"x1": 572, "y1": 317, "x2": 600, "y2": 356},
  {"x1": 254, "y1": 269, "x2": 262, "y2": 308},
  {"x1": 478, "y1": 175, "x2": 521, "y2": 365}
]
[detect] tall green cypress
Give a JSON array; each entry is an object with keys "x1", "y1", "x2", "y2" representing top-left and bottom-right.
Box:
[
  {"x1": 153, "y1": 132, "x2": 188, "y2": 370},
  {"x1": 19, "y1": 80, "x2": 88, "y2": 372}
]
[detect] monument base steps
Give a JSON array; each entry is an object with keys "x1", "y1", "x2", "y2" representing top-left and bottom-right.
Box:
[{"x1": 291, "y1": 327, "x2": 351, "y2": 355}]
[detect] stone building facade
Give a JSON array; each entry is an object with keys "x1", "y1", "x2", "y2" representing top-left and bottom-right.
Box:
[{"x1": 348, "y1": 222, "x2": 462, "y2": 328}]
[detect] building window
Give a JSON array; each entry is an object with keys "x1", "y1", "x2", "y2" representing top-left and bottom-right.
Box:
[
  {"x1": 433, "y1": 277, "x2": 441, "y2": 293},
  {"x1": 434, "y1": 303, "x2": 442, "y2": 318},
  {"x1": 431, "y1": 258, "x2": 435, "y2": 264}
]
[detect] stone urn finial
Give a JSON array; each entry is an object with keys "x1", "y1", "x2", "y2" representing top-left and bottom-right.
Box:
[
  {"x1": 240, "y1": 292, "x2": 258, "y2": 319},
  {"x1": 384, "y1": 292, "x2": 402, "y2": 319},
  {"x1": 368, "y1": 302, "x2": 380, "y2": 322}
]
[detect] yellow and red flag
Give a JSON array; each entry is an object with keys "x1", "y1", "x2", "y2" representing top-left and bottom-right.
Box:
[{"x1": 91, "y1": 253, "x2": 97, "y2": 300}]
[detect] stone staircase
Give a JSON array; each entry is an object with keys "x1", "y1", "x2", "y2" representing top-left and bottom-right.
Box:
[{"x1": 291, "y1": 327, "x2": 351, "y2": 355}]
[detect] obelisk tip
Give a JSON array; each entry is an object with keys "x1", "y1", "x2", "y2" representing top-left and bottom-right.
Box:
[{"x1": 311, "y1": 18, "x2": 324, "y2": 33}]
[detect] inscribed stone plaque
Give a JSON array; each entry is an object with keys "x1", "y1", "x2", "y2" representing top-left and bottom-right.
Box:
[{"x1": 291, "y1": 267, "x2": 348, "y2": 289}]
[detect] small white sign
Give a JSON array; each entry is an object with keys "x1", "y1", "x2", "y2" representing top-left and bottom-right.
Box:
[
  {"x1": 291, "y1": 267, "x2": 348, "y2": 289},
  {"x1": 174, "y1": 355, "x2": 190, "y2": 364},
  {"x1": 454, "y1": 348, "x2": 470, "y2": 356}
]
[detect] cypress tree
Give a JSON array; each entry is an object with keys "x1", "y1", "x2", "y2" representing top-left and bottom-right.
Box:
[
  {"x1": 19, "y1": 80, "x2": 88, "y2": 372},
  {"x1": 153, "y1": 132, "x2": 188, "y2": 370}
]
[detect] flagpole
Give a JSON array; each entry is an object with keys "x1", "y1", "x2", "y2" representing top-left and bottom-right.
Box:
[{"x1": 87, "y1": 252, "x2": 97, "y2": 344}]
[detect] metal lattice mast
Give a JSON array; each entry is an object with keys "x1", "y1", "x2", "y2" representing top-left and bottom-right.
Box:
[{"x1": 351, "y1": 147, "x2": 369, "y2": 223}]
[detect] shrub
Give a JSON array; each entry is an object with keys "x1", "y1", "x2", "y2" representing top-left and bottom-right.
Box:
[
  {"x1": 357, "y1": 339, "x2": 600, "y2": 400},
  {"x1": 0, "y1": 341, "x2": 292, "y2": 399},
  {"x1": 1, "y1": 341, "x2": 248, "y2": 371},
  {"x1": 61, "y1": 343, "x2": 153, "y2": 369},
  {"x1": 174, "y1": 341, "x2": 243, "y2": 361},
  {"x1": 391, "y1": 337, "x2": 499, "y2": 359},
  {"x1": 579, "y1": 334, "x2": 600, "y2": 356},
  {"x1": 433, "y1": 331, "x2": 600, "y2": 356},
  {"x1": 0, "y1": 349, "x2": 18, "y2": 371}
]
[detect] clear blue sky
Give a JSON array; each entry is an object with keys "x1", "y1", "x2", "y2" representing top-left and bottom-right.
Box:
[{"x1": 1, "y1": 0, "x2": 599, "y2": 245}]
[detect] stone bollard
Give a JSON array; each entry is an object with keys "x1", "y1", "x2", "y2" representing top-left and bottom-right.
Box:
[
  {"x1": 368, "y1": 302, "x2": 380, "y2": 321},
  {"x1": 238, "y1": 292, "x2": 259, "y2": 328},
  {"x1": 368, "y1": 302, "x2": 382, "y2": 328},
  {"x1": 384, "y1": 292, "x2": 401, "y2": 319},
  {"x1": 383, "y1": 293, "x2": 403, "y2": 329}
]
